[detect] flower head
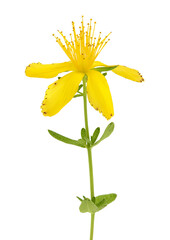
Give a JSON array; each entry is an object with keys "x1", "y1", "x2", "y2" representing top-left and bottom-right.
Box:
[
  {"x1": 53, "y1": 17, "x2": 111, "y2": 73},
  {"x1": 25, "y1": 17, "x2": 144, "y2": 119}
]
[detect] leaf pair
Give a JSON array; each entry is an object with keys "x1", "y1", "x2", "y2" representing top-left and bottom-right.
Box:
[
  {"x1": 48, "y1": 122, "x2": 114, "y2": 148},
  {"x1": 93, "y1": 122, "x2": 114, "y2": 147},
  {"x1": 80, "y1": 122, "x2": 114, "y2": 146},
  {"x1": 77, "y1": 193, "x2": 117, "y2": 214}
]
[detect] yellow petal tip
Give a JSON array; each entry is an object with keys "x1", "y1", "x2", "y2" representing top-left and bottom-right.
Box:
[
  {"x1": 88, "y1": 98, "x2": 114, "y2": 120},
  {"x1": 138, "y1": 72, "x2": 144, "y2": 82}
]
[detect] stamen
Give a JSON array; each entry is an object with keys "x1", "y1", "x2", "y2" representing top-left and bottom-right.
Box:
[{"x1": 54, "y1": 18, "x2": 111, "y2": 72}]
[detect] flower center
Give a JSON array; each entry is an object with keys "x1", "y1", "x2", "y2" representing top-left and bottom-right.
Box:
[{"x1": 53, "y1": 17, "x2": 111, "y2": 73}]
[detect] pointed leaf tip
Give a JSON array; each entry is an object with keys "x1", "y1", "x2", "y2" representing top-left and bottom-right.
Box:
[
  {"x1": 74, "y1": 94, "x2": 83, "y2": 98},
  {"x1": 77, "y1": 196, "x2": 83, "y2": 202},
  {"x1": 78, "y1": 84, "x2": 83, "y2": 91}
]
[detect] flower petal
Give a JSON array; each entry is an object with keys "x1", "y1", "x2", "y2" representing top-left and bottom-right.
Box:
[
  {"x1": 87, "y1": 70, "x2": 114, "y2": 120},
  {"x1": 92, "y1": 61, "x2": 144, "y2": 82},
  {"x1": 25, "y1": 61, "x2": 75, "y2": 78},
  {"x1": 41, "y1": 72, "x2": 84, "y2": 116}
]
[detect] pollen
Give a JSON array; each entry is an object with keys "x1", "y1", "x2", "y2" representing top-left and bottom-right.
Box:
[{"x1": 53, "y1": 17, "x2": 111, "y2": 73}]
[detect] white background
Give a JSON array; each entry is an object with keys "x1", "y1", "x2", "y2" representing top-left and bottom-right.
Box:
[{"x1": 0, "y1": 0, "x2": 170, "y2": 239}]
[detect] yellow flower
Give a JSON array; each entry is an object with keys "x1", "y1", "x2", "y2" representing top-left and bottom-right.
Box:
[{"x1": 25, "y1": 17, "x2": 144, "y2": 120}]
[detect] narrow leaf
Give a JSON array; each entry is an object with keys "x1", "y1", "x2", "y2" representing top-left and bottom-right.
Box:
[
  {"x1": 91, "y1": 127, "x2": 100, "y2": 144},
  {"x1": 81, "y1": 128, "x2": 91, "y2": 144},
  {"x1": 81, "y1": 128, "x2": 87, "y2": 139},
  {"x1": 92, "y1": 66, "x2": 118, "y2": 72},
  {"x1": 74, "y1": 94, "x2": 83, "y2": 98},
  {"x1": 78, "y1": 84, "x2": 83, "y2": 91},
  {"x1": 77, "y1": 196, "x2": 83, "y2": 202},
  {"x1": 48, "y1": 130, "x2": 86, "y2": 148},
  {"x1": 94, "y1": 122, "x2": 114, "y2": 146}
]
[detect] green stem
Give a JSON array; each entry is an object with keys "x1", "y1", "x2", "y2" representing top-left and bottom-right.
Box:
[
  {"x1": 90, "y1": 214, "x2": 95, "y2": 240},
  {"x1": 83, "y1": 75, "x2": 95, "y2": 240}
]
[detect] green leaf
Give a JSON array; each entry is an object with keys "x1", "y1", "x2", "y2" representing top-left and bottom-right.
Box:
[
  {"x1": 74, "y1": 84, "x2": 84, "y2": 98},
  {"x1": 91, "y1": 127, "x2": 100, "y2": 144},
  {"x1": 95, "y1": 193, "x2": 117, "y2": 211},
  {"x1": 73, "y1": 94, "x2": 83, "y2": 98},
  {"x1": 92, "y1": 65, "x2": 118, "y2": 72},
  {"x1": 94, "y1": 122, "x2": 115, "y2": 146},
  {"x1": 79, "y1": 199, "x2": 98, "y2": 213},
  {"x1": 102, "y1": 72, "x2": 107, "y2": 76},
  {"x1": 77, "y1": 196, "x2": 83, "y2": 202},
  {"x1": 78, "y1": 84, "x2": 83, "y2": 91},
  {"x1": 77, "y1": 138, "x2": 86, "y2": 146},
  {"x1": 81, "y1": 128, "x2": 87, "y2": 139},
  {"x1": 48, "y1": 130, "x2": 86, "y2": 148},
  {"x1": 78, "y1": 193, "x2": 117, "y2": 213},
  {"x1": 81, "y1": 128, "x2": 91, "y2": 144}
]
